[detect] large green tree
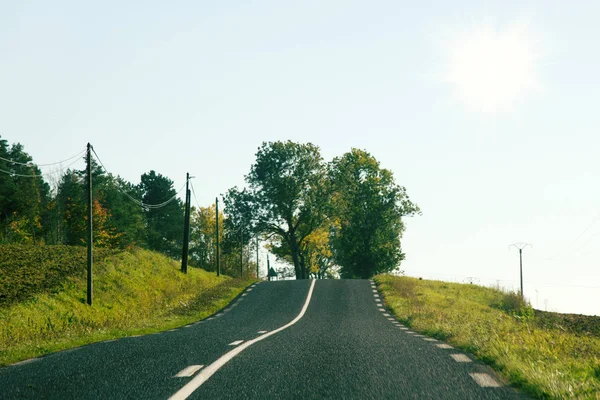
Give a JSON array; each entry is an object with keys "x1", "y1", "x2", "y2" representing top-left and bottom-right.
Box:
[
  {"x1": 224, "y1": 141, "x2": 329, "y2": 279},
  {"x1": 139, "y1": 171, "x2": 184, "y2": 258},
  {"x1": 329, "y1": 149, "x2": 420, "y2": 278}
]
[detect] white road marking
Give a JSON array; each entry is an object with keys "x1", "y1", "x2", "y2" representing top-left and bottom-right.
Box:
[
  {"x1": 168, "y1": 329, "x2": 178, "y2": 332},
  {"x1": 12, "y1": 358, "x2": 40, "y2": 366},
  {"x1": 373, "y1": 294, "x2": 379, "y2": 298},
  {"x1": 215, "y1": 314, "x2": 223, "y2": 317},
  {"x1": 423, "y1": 338, "x2": 438, "y2": 342},
  {"x1": 104, "y1": 339, "x2": 118, "y2": 342},
  {"x1": 257, "y1": 330, "x2": 268, "y2": 334},
  {"x1": 207, "y1": 317, "x2": 214, "y2": 320},
  {"x1": 375, "y1": 299, "x2": 381, "y2": 303},
  {"x1": 450, "y1": 354, "x2": 472, "y2": 363},
  {"x1": 392, "y1": 321, "x2": 400, "y2": 324},
  {"x1": 399, "y1": 327, "x2": 409, "y2": 330},
  {"x1": 169, "y1": 280, "x2": 317, "y2": 400},
  {"x1": 241, "y1": 293, "x2": 247, "y2": 297},
  {"x1": 378, "y1": 307, "x2": 385, "y2": 311},
  {"x1": 372, "y1": 289, "x2": 377, "y2": 293},
  {"x1": 247, "y1": 288, "x2": 253, "y2": 292},
  {"x1": 387, "y1": 318, "x2": 395, "y2": 321},
  {"x1": 229, "y1": 340, "x2": 244, "y2": 346},
  {"x1": 436, "y1": 344, "x2": 453, "y2": 349},
  {"x1": 174, "y1": 365, "x2": 204, "y2": 378},
  {"x1": 383, "y1": 313, "x2": 390, "y2": 317},
  {"x1": 469, "y1": 373, "x2": 501, "y2": 387}
]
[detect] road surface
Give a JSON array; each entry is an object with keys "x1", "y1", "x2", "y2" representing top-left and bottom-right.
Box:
[{"x1": 0, "y1": 280, "x2": 527, "y2": 399}]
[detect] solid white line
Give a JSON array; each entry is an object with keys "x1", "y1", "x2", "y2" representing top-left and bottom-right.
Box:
[
  {"x1": 228, "y1": 340, "x2": 244, "y2": 346},
  {"x1": 450, "y1": 354, "x2": 471, "y2": 362},
  {"x1": 11, "y1": 358, "x2": 40, "y2": 366},
  {"x1": 169, "y1": 280, "x2": 317, "y2": 400},
  {"x1": 469, "y1": 373, "x2": 501, "y2": 387},
  {"x1": 174, "y1": 365, "x2": 204, "y2": 377},
  {"x1": 257, "y1": 330, "x2": 268, "y2": 334}
]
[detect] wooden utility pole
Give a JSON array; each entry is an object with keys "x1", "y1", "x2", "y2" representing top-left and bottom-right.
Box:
[
  {"x1": 215, "y1": 197, "x2": 220, "y2": 277},
  {"x1": 86, "y1": 143, "x2": 93, "y2": 306},
  {"x1": 181, "y1": 173, "x2": 191, "y2": 274}
]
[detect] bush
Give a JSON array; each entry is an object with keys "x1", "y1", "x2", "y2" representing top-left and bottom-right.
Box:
[{"x1": 0, "y1": 244, "x2": 114, "y2": 307}]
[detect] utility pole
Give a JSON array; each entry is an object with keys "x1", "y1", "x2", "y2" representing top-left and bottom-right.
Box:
[
  {"x1": 215, "y1": 197, "x2": 220, "y2": 277},
  {"x1": 509, "y1": 242, "x2": 532, "y2": 299},
  {"x1": 240, "y1": 223, "x2": 243, "y2": 278},
  {"x1": 181, "y1": 173, "x2": 191, "y2": 274},
  {"x1": 256, "y1": 236, "x2": 259, "y2": 279},
  {"x1": 86, "y1": 143, "x2": 93, "y2": 306}
]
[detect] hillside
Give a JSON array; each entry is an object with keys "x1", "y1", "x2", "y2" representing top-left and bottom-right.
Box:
[
  {"x1": 375, "y1": 275, "x2": 600, "y2": 399},
  {"x1": 0, "y1": 245, "x2": 254, "y2": 367}
]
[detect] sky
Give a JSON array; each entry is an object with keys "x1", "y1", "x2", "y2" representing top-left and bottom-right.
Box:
[{"x1": 2, "y1": 0, "x2": 599, "y2": 315}]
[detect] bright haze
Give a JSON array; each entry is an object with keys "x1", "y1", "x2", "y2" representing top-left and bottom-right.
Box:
[{"x1": 2, "y1": 1, "x2": 599, "y2": 315}]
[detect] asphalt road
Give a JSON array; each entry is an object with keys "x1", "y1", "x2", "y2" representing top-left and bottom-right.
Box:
[{"x1": 0, "y1": 280, "x2": 527, "y2": 399}]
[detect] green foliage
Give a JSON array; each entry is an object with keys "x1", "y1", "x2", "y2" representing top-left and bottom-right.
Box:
[
  {"x1": 139, "y1": 170, "x2": 184, "y2": 258},
  {"x1": 376, "y1": 275, "x2": 600, "y2": 399},
  {"x1": 329, "y1": 149, "x2": 420, "y2": 278},
  {"x1": 0, "y1": 246, "x2": 254, "y2": 367},
  {"x1": 224, "y1": 141, "x2": 330, "y2": 279},
  {"x1": 0, "y1": 244, "x2": 115, "y2": 306}
]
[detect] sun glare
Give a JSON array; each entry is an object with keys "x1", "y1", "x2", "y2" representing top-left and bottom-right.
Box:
[{"x1": 442, "y1": 20, "x2": 542, "y2": 114}]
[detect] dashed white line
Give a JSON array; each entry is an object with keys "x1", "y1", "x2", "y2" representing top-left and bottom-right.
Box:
[
  {"x1": 373, "y1": 294, "x2": 379, "y2": 298},
  {"x1": 469, "y1": 373, "x2": 501, "y2": 387},
  {"x1": 436, "y1": 344, "x2": 453, "y2": 349},
  {"x1": 383, "y1": 313, "x2": 390, "y2": 317},
  {"x1": 378, "y1": 307, "x2": 385, "y2": 311},
  {"x1": 169, "y1": 280, "x2": 317, "y2": 400},
  {"x1": 241, "y1": 293, "x2": 247, "y2": 297},
  {"x1": 229, "y1": 340, "x2": 244, "y2": 346},
  {"x1": 450, "y1": 354, "x2": 472, "y2": 363},
  {"x1": 375, "y1": 299, "x2": 381, "y2": 303},
  {"x1": 247, "y1": 288, "x2": 253, "y2": 292},
  {"x1": 372, "y1": 289, "x2": 377, "y2": 293},
  {"x1": 174, "y1": 365, "x2": 204, "y2": 377},
  {"x1": 257, "y1": 330, "x2": 268, "y2": 334},
  {"x1": 423, "y1": 338, "x2": 437, "y2": 342},
  {"x1": 387, "y1": 318, "x2": 395, "y2": 321},
  {"x1": 168, "y1": 329, "x2": 178, "y2": 332},
  {"x1": 399, "y1": 327, "x2": 409, "y2": 330}
]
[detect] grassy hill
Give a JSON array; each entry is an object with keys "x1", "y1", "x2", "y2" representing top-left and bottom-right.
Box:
[
  {"x1": 0, "y1": 245, "x2": 254, "y2": 367},
  {"x1": 375, "y1": 275, "x2": 600, "y2": 399}
]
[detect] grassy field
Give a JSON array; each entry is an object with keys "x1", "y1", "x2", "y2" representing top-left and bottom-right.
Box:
[
  {"x1": 375, "y1": 275, "x2": 600, "y2": 399},
  {"x1": 0, "y1": 245, "x2": 254, "y2": 367}
]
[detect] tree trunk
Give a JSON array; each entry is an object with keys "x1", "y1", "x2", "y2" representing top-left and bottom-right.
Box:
[{"x1": 288, "y1": 232, "x2": 305, "y2": 279}]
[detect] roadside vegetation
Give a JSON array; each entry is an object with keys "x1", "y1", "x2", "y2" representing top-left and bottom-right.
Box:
[
  {"x1": 375, "y1": 275, "x2": 600, "y2": 399},
  {"x1": 0, "y1": 245, "x2": 253, "y2": 367}
]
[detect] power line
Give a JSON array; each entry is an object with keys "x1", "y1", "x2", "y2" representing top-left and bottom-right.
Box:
[
  {"x1": 0, "y1": 155, "x2": 83, "y2": 178},
  {"x1": 190, "y1": 180, "x2": 202, "y2": 211},
  {"x1": 0, "y1": 148, "x2": 86, "y2": 167},
  {"x1": 90, "y1": 146, "x2": 185, "y2": 209}
]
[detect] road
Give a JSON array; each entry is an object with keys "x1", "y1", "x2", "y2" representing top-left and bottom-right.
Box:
[{"x1": 0, "y1": 280, "x2": 527, "y2": 399}]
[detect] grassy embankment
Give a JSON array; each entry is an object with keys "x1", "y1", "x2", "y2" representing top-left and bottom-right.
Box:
[
  {"x1": 375, "y1": 275, "x2": 600, "y2": 399},
  {"x1": 0, "y1": 245, "x2": 254, "y2": 367}
]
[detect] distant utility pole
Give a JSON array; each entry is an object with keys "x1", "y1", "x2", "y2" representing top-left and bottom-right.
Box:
[
  {"x1": 86, "y1": 143, "x2": 93, "y2": 306},
  {"x1": 215, "y1": 197, "x2": 220, "y2": 277},
  {"x1": 240, "y1": 223, "x2": 244, "y2": 278},
  {"x1": 509, "y1": 242, "x2": 532, "y2": 299},
  {"x1": 181, "y1": 173, "x2": 191, "y2": 274}
]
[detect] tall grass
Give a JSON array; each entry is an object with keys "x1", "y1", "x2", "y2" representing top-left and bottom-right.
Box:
[
  {"x1": 375, "y1": 275, "x2": 600, "y2": 399},
  {"x1": 0, "y1": 247, "x2": 253, "y2": 367}
]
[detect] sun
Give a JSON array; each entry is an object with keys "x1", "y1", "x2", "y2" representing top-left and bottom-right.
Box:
[{"x1": 441, "y1": 19, "x2": 542, "y2": 114}]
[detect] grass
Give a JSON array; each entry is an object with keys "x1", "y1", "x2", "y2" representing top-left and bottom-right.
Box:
[
  {"x1": 375, "y1": 275, "x2": 600, "y2": 399},
  {"x1": 0, "y1": 246, "x2": 254, "y2": 367}
]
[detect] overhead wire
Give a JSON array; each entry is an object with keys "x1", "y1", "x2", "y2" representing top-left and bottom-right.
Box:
[
  {"x1": 0, "y1": 155, "x2": 84, "y2": 178},
  {"x1": 0, "y1": 148, "x2": 86, "y2": 167},
  {"x1": 90, "y1": 146, "x2": 186, "y2": 209},
  {"x1": 190, "y1": 180, "x2": 202, "y2": 211}
]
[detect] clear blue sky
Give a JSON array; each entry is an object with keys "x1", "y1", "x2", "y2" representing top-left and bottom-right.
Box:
[{"x1": 2, "y1": 1, "x2": 599, "y2": 315}]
